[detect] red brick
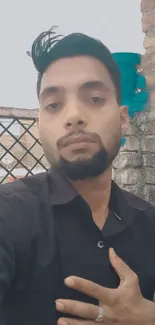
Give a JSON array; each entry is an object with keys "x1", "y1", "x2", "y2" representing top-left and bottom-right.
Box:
[
  {"x1": 141, "y1": 0, "x2": 155, "y2": 14},
  {"x1": 142, "y1": 13, "x2": 155, "y2": 32}
]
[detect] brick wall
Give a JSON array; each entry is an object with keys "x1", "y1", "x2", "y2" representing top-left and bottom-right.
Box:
[{"x1": 113, "y1": 0, "x2": 155, "y2": 204}]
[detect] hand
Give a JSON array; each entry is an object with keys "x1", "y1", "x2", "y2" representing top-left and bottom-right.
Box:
[{"x1": 56, "y1": 248, "x2": 155, "y2": 325}]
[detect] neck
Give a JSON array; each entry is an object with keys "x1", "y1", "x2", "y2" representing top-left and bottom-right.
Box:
[{"x1": 71, "y1": 167, "x2": 112, "y2": 229}]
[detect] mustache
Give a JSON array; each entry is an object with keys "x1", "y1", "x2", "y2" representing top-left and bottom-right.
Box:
[{"x1": 57, "y1": 130, "x2": 101, "y2": 148}]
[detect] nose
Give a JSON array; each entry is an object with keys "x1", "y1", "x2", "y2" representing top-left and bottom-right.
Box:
[{"x1": 64, "y1": 111, "x2": 87, "y2": 131}]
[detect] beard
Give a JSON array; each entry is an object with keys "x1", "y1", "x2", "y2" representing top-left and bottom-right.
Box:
[
  {"x1": 58, "y1": 143, "x2": 120, "y2": 180},
  {"x1": 42, "y1": 129, "x2": 121, "y2": 181}
]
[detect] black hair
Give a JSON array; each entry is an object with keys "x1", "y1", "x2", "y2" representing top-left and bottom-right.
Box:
[{"x1": 31, "y1": 26, "x2": 121, "y2": 103}]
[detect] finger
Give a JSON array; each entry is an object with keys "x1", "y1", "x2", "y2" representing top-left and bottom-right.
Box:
[
  {"x1": 64, "y1": 276, "x2": 116, "y2": 305},
  {"x1": 109, "y1": 247, "x2": 136, "y2": 282},
  {"x1": 57, "y1": 318, "x2": 98, "y2": 325},
  {"x1": 56, "y1": 299, "x2": 98, "y2": 320}
]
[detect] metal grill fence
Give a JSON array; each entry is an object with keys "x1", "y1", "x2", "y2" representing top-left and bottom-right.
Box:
[{"x1": 0, "y1": 107, "x2": 48, "y2": 184}]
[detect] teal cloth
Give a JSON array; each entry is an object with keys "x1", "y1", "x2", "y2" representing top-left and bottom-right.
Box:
[
  {"x1": 112, "y1": 53, "x2": 148, "y2": 146},
  {"x1": 112, "y1": 52, "x2": 148, "y2": 118}
]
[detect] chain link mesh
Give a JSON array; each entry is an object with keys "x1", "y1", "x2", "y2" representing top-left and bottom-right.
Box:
[{"x1": 0, "y1": 116, "x2": 48, "y2": 184}]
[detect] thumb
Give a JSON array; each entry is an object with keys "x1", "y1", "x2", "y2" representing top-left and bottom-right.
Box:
[{"x1": 109, "y1": 248, "x2": 133, "y2": 282}]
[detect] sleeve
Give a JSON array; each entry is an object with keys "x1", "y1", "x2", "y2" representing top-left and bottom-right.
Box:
[{"x1": 0, "y1": 193, "x2": 16, "y2": 324}]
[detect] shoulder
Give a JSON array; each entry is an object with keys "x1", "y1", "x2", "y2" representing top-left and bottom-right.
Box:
[
  {"x1": 0, "y1": 172, "x2": 48, "y2": 197},
  {"x1": 0, "y1": 172, "x2": 48, "y2": 243},
  {"x1": 123, "y1": 189, "x2": 155, "y2": 218}
]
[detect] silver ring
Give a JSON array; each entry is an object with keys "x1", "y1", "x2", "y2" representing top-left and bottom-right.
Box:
[{"x1": 95, "y1": 306, "x2": 104, "y2": 322}]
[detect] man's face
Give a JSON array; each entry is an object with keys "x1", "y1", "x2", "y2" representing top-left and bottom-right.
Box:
[{"x1": 38, "y1": 56, "x2": 128, "y2": 180}]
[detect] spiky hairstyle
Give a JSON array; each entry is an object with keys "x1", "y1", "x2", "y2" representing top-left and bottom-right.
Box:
[{"x1": 31, "y1": 26, "x2": 121, "y2": 102}]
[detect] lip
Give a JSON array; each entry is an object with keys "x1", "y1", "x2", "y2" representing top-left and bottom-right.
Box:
[{"x1": 64, "y1": 135, "x2": 94, "y2": 146}]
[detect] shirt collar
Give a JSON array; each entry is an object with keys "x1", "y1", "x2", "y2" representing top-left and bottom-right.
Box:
[
  {"x1": 48, "y1": 168, "x2": 136, "y2": 227},
  {"x1": 48, "y1": 168, "x2": 77, "y2": 205}
]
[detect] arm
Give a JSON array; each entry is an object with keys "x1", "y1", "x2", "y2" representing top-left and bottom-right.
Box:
[
  {"x1": 0, "y1": 216, "x2": 16, "y2": 324},
  {"x1": 0, "y1": 188, "x2": 18, "y2": 324}
]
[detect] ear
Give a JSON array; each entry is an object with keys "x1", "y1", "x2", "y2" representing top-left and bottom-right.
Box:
[
  {"x1": 120, "y1": 105, "x2": 129, "y2": 137},
  {"x1": 36, "y1": 116, "x2": 39, "y2": 127},
  {"x1": 35, "y1": 115, "x2": 41, "y2": 143}
]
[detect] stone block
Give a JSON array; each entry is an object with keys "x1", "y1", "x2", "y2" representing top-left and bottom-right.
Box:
[
  {"x1": 145, "y1": 168, "x2": 155, "y2": 183},
  {"x1": 126, "y1": 122, "x2": 140, "y2": 136},
  {"x1": 141, "y1": 111, "x2": 155, "y2": 122},
  {"x1": 142, "y1": 51, "x2": 155, "y2": 74},
  {"x1": 141, "y1": 135, "x2": 155, "y2": 152},
  {"x1": 148, "y1": 185, "x2": 155, "y2": 203},
  {"x1": 113, "y1": 152, "x2": 142, "y2": 169},
  {"x1": 144, "y1": 36, "x2": 155, "y2": 49},
  {"x1": 146, "y1": 73, "x2": 155, "y2": 87},
  {"x1": 140, "y1": 120, "x2": 155, "y2": 134},
  {"x1": 141, "y1": 0, "x2": 155, "y2": 14},
  {"x1": 143, "y1": 153, "x2": 155, "y2": 166},
  {"x1": 120, "y1": 136, "x2": 140, "y2": 152},
  {"x1": 150, "y1": 90, "x2": 155, "y2": 103},
  {"x1": 142, "y1": 13, "x2": 155, "y2": 32},
  {"x1": 114, "y1": 168, "x2": 143, "y2": 185}
]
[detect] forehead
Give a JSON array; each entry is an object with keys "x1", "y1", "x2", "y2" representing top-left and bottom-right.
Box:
[{"x1": 40, "y1": 56, "x2": 114, "y2": 92}]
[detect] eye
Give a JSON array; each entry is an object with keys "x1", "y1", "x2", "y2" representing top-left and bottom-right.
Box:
[
  {"x1": 45, "y1": 103, "x2": 61, "y2": 111},
  {"x1": 89, "y1": 97, "x2": 105, "y2": 105}
]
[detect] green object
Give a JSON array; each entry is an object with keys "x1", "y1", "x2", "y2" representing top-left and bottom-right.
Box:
[
  {"x1": 112, "y1": 52, "x2": 148, "y2": 146},
  {"x1": 112, "y1": 52, "x2": 148, "y2": 118}
]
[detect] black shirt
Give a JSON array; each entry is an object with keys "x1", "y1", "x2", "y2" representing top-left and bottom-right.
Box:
[
  {"x1": 53, "y1": 199, "x2": 126, "y2": 320},
  {"x1": 51, "y1": 175, "x2": 154, "y2": 321},
  {"x1": 0, "y1": 169, "x2": 155, "y2": 325}
]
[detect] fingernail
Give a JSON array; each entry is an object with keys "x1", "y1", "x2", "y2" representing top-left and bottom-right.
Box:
[
  {"x1": 55, "y1": 301, "x2": 64, "y2": 311},
  {"x1": 110, "y1": 247, "x2": 116, "y2": 256},
  {"x1": 64, "y1": 277, "x2": 75, "y2": 287}
]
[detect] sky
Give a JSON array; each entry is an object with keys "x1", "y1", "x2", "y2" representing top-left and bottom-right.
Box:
[{"x1": 0, "y1": 0, "x2": 144, "y2": 109}]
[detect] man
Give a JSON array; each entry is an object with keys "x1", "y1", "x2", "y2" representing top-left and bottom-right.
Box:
[{"x1": 0, "y1": 27, "x2": 155, "y2": 325}]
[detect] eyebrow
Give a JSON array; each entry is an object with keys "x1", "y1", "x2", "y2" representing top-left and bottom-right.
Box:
[
  {"x1": 80, "y1": 80, "x2": 109, "y2": 91},
  {"x1": 40, "y1": 80, "x2": 109, "y2": 100},
  {"x1": 40, "y1": 86, "x2": 61, "y2": 100}
]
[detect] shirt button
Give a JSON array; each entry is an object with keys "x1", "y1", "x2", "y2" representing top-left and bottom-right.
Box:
[{"x1": 97, "y1": 240, "x2": 104, "y2": 248}]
